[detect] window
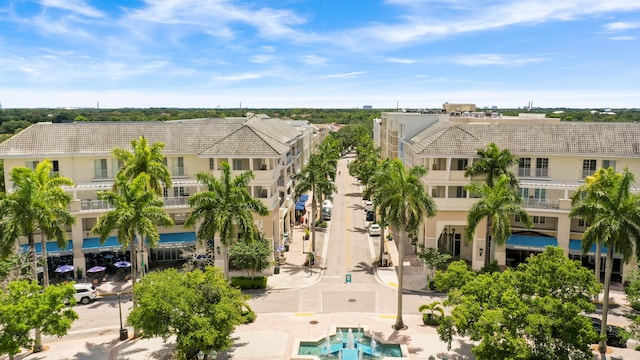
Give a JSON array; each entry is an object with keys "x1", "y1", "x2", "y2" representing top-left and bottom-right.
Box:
[
  {"x1": 209, "y1": 158, "x2": 215, "y2": 170},
  {"x1": 173, "y1": 186, "x2": 188, "y2": 197},
  {"x1": 602, "y1": 160, "x2": 616, "y2": 171},
  {"x1": 535, "y1": 158, "x2": 549, "y2": 177},
  {"x1": 454, "y1": 158, "x2": 468, "y2": 171},
  {"x1": 94, "y1": 159, "x2": 108, "y2": 179},
  {"x1": 582, "y1": 159, "x2": 597, "y2": 178},
  {"x1": 233, "y1": 159, "x2": 243, "y2": 170},
  {"x1": 518, "y1": 157, "x2": 531, "y2": 177},
  {"x1": 453, "y1": 186, "x2": 467, "y2": 198},
  {"x1": 25, "y1": 160, "x2": 39, "y2": 169},
  {"x1": 51, "y1": 160, "x2": 59, "y2": 174},
  {"x1": 578, "y1": 219, "x2": 590, "y2": 227},
  {"x1": 172, "y1": 157, "x2": 185, "y2": 176},
  {"x1": 533, "y1": 216, "x2": 546, "y2": 224}
]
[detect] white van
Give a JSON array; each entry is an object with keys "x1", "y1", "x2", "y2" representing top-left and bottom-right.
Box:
[{"x1": 322, "y1": 200, "x2": 333, "y2": 220}]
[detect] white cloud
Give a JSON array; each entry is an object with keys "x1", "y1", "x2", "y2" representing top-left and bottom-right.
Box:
[
  {"x1": 608, "y1": 35, "x2": 635, "y2": 41},
  {"x1": 250, "y1": 55, "x2": 273, "y2": 64},
  {"x1": 385, "y1": 57, "x2": 418, "y2": 64},
  {"x1": 213, "y1": 73, "x2": 262, "y2": 81},
  {"x1": 322, "y1": 71, "x2": 367, "y2": 79},
  {"x1": 39, "y1": 0, "x2": 104, "y2": 17},
  {"x1": 300, "y1": 55, "x2": 327, "y2": 66},
  {"x1": 604, "y1": 21, "x2": 640, "y2": 31},
  {"x1": 443, "y1": 54, "x2": 547, "y2": 67}
]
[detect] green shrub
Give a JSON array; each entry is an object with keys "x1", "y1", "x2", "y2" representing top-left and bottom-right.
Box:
[
  {"x1": 242, "y1": 310, "x2": 257, "y2": 323},
  {"x1": 479, "y1": 260, "x2": 500, "y2": 274},
  {"x1": 230, "y1": 276, "x2": 267, "y2": 289}
]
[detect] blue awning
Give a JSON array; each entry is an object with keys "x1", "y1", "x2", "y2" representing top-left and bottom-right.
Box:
[
  {"x1": 569, "y1": 239, "x2": 609, "y2": 255},
  {"x1": 21, "y1": 241, "x2": 73, "y2": 255},
  {"x1": 157, "y1": 232, "x2": 196, "y2": 248},
  {"x1": 83, "y1": 236, "x2": 125, "y2": 253},
  {"x1": 506, "y1": 235, "x2": 557, "y2": 251},
  {"x1": 295, "y1": 201, "x2": 306, "y2": 210},
  {"x1": 298, "y1": 194, "x2": 309, "y2": 203}
]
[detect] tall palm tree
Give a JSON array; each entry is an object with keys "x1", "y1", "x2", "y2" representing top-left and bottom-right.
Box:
[
  {"x1": 365, "y1": 159, "x2": 390, "y2": 266},
  {"x1": 464, "y1": 142, "x2": 519, "y2": 188},
  {"x1": 112, "y1": 136, "x2": 172, "y2": 195},
  {"x1": 0, "y1": 160, "x2": 75, "y2": 352},
  {"x1": 185, "y1": 162, "x2": 268, "y2": 278},
  {"x1": 373, "y1": 159, "x2": 436, "y2": 330},
  {"x1": 569, "y1": 167, "x2": 640, "y2": 359},
  {"x1": 571, "y1": 169, "x2": 613, "y2": 282},
  {"x1": 293, "y1": 153, "x2": 337, "y2": 254},
  {"x1": 92, "y1": 173, "x2": 173, "y2": 336},
  {"x1": 465, "y1": 174, "x2": 532, "y2": 266},
  {"x1": 112, "y1": 137, "x2": 172, "y2": 277}
]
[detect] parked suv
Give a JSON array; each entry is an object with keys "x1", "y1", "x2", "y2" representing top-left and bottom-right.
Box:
[
  {"x1": 74, "y1": 283, "x2": 97, "y2": 305},
  {"x1": 588, "y1": 316, "x2": 627, "y2": 348}
]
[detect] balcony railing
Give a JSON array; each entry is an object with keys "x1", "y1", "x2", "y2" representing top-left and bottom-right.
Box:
[
  {"x1": 81, "y1": 199, "x2": 114, "y2": 211},
  {"x1": 163, "y1": 197, "x2": 189, "y2": 207},
  {"x1": 521, "y1": 199, "x2": 559, "y2": 210}
]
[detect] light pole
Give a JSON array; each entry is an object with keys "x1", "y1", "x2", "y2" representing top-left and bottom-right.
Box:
[{"x1": 117, "y1": 287, "x2": 128, "y2": 340}]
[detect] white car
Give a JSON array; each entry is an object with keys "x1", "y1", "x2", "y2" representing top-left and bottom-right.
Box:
[
  {"x1": 369, "y1": 224, "x2": 381, "y2": 236},
  {"x1": 73, "y1": 283, "x2": 97, "y2": 305},
  {"x1": 364, "y1": 200, "x2": 373, "y2": 212}
]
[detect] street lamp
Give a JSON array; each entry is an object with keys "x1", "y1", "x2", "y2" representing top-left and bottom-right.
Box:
[{"x1": 117, "y1": 287, "x2": 128, "y2": 341}]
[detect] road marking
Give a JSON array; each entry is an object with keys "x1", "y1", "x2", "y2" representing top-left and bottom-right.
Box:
[
  {"x1": 295, "y1": 313, "x2": 315, "y2": 317},
  {"x1": 324, "y1": 275, "x2": 341, "y2": 279},
  {"x1": 379, "y1": 314, "x2": 395, "y2": 319},
  {"x1": 388, "y1": 282, "x2": 398, "y2": 288},
  {"x1": 346, "y1": 192, "x2": 352, "y2": 270}
]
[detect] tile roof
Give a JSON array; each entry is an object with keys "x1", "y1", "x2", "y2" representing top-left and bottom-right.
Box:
[
  {"x1": 0, "y1": 119, "x2": 299, "y2": 158},
  {"x1": 199, "y1": 125, "x2": 289, "y2": 156},
  {"x1": 407, "y1": 121, "x2": 640, "y2": 157}
]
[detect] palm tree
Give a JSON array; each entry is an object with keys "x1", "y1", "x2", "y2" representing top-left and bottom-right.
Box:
[
  {"x1": 571, "y1": 169, "x2": 612, "y2": 282},
  {"x1": 92, "y1": 173, "x2": 173, "y2": 336},
  {"x1": 464, "y1": 142, "x2": 519, "y2": 188},
  {"x1": 373, "y1": 159, "x2": 436, "y2": 330},
  {"x1": 112, "y1": 136, "x2": 172, "y2": 195},
  {"x1": 112, "y1": 137, "x2": 172, "y2": 278},
  {"x1": 465, "y1": 174, "x2": 532, "y2": 266},
  {"x1": 0, "y1": 160, "x2": 75, "y2": 352},
  {"x1": 293, "y1": 153, "x2": 337, "y2": 254},
  {"x1": 569, "y1": 167, "x2": 640, "y2": 359},
  {"x1": 365, "y1": 159, "x2": 390, "y2": 266},
  {"x1": 185, "y1": 162, "x2": 269, "y2": 278}
]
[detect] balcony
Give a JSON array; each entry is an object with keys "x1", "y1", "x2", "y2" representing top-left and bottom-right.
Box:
[
  {"x1": 521, "y1": 199, "x2": 559, "y2": 210},
  {"x1": 80, "y1": 199, "x2": 114, "y2": 211},
  {"x1": 171, "y1": 166, "x2": 187, "y2": 178},
  {"x1": 163, "y1": 197, "x2": 189, "y2": 207}
]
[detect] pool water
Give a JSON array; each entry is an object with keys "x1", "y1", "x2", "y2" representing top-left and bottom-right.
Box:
[{"x1": 297, "y1": 327, "x2": 402, "y2": 359}]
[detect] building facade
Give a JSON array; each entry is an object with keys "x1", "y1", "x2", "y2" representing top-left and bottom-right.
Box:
[
  {"x1": 0, "y1": 114, "x2": 323, "y2": 276},
  {"x1": 379, "y1": 111, "x2": 640, "y2": 280}
]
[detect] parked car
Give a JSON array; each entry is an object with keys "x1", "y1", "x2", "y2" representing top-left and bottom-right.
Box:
[
  {"x1": 369, "y1": 224, "x2": 382, "y2": 236},
  {"x1": 588, "y1": 316, "x2": 627, "y2": 348},
  {"x1": 366, "y1": 211, "x2": 375, "y2": 222},
  {"x1": 73, "y1": 283, "x2": 97, "y2": 305},
  {"x1": 364, "y1": 200, "x2": 373, "y2": 212}
]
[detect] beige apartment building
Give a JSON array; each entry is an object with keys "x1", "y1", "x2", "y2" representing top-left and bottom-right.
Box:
[
  {"x1": 0, "y1": 114, "x2": 324, "y2": 276},
  {"x1": 379, "y1": 110, "x2": 640, "y2": 281}
]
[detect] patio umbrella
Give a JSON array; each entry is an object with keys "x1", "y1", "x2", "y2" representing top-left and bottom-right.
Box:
[
  {"x1": 87, "y1": 265, "x2": 107, "y2": 273},
  {"x1": 114, "y1": 261, "x2": 131, "y2": 268},
  {"x1": 55, "y1": 264, "x2": 74, "y2": 273}
]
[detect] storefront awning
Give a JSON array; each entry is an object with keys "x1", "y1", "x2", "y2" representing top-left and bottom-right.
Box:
[
  {"x1": 295, "y1": 201, "x2": 306, "y2": 210},
  {"x1": 83, "y1": 236, "x2": 125, "y2": 253},
  {"x1": 298, "y1": 194, "x2": 309, "y2": 203},
  {"x1": 21, "y1": 241, "x2": 73, "y2": 255},
  {"x1": 506, "y1": 235, "x2": 557, "y2": 251},
  {"x1": 569, "y1": 239, "x2": 609, "y2": 255},
  {"x1": 157, "y1": 232, "x2": 196, "y2": 248}
]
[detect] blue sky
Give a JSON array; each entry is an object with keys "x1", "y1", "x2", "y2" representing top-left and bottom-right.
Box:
[{"x1": 1, "y1": 0, "x2": 640, "y2": 109}]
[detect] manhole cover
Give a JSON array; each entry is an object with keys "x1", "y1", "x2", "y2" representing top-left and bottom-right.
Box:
[
  {"x1": 309, "y1": 320, "x2": 319, "y2": 325},
  {"x1": 348, "y1": 299, "x2": 356, "y2": 303}
]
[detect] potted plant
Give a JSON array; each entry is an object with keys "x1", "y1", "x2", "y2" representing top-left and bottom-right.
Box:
[
  {"x1": 304, "y1": 227, "x2": 310, "y2": 240},
  {"x1": 76, "y1": 266, "x2": 83, "y2": 280},
  {"x1": 419, "y1": 301, "x2": 445, "y2": 326}
]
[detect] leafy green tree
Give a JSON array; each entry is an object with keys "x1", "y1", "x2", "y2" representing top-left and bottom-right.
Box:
[
  {"x1": 569, "y1": 167, "x2": 640, "y2": 358},
  {"x1": 0, "y1": 160, "x2": 75, "y2": 350},
  {"x1": 418, "y1": 301, "x2": 445, "y2": 326},
  {"x1": 373, "y1": 159, "x2": 436, "y2": 330},
  {"x1": 623, "y1": 269, "x2": 640, "y2": 311},
  {"x1": 465, "y1": 174, "x2": 532, "y2": 266},
  {"x1": 434, "y1": 260, "x2": 475, "y2": 293},
  {"x1": 464, "y1": 142, "x2": 519, "y2": 188},
  {"x1": 438, "y1": 247, "x2": 600, "y2": 360},
  {"x1": 0, "y1": 280, "x2": 78, "y2": 359},
  {"x1": 127, "y1": 267, "x2": 246, "y2": 359},
  {"x1": 293, "y1": 153, "x2": 337, "y2": 255},
  {"x1": 229, "y1": 235, "x2": 272, "y2": 278},
  {"x1": 416, "y1": 245, "x2": 452, "y2": 283},
  {"x1": 185, "y1": 162, "x2": 268, "y2": 278}
]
